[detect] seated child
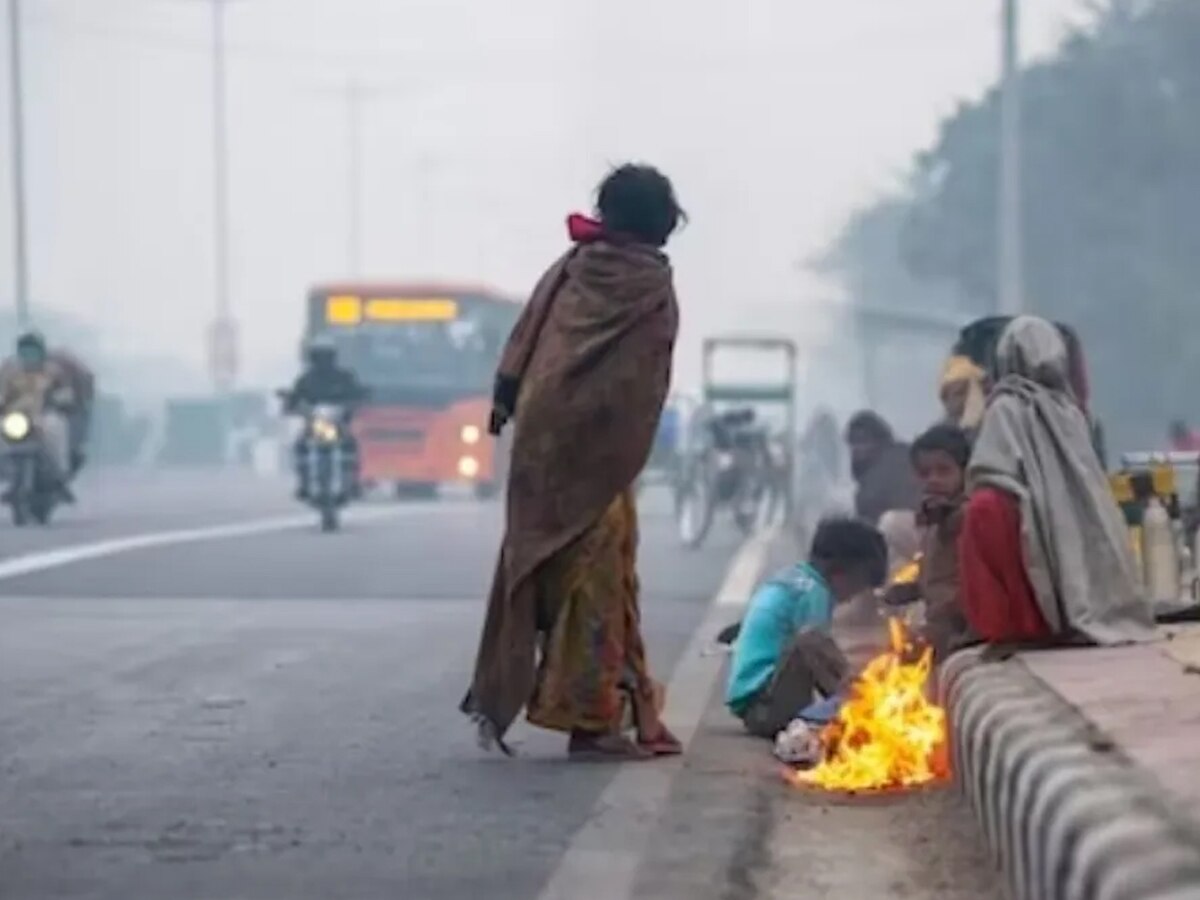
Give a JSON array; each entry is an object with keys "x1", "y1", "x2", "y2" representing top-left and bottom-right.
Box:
[
  {"x1": 884, "y1": 424, "x2": 977, "y2": 660},
  {"x1": 725, "y1": 517, "x2": 888, "y2": 739}
]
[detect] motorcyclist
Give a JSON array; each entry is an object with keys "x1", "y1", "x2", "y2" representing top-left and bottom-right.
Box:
[
  {"x1": 284, "y1": 336, "x2": 366, "y2": 499},
  {"x1": 0, "y1": 331, "x2": 76, "y2": 501}
]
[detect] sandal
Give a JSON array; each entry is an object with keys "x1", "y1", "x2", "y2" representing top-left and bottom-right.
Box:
[
  {"x1": 638, "y1": 725, "x2": 683, "y2": 757},
  {"x1": 568, "y1": 731, "x2": 652, "y2": 762}
]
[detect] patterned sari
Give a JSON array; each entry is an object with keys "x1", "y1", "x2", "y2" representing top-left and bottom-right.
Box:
[
  {"x1": 460, "y1": 232, "x2": 677, "y2": 748},
  {"x1": 527, "y1": 490, "x2": 657, "y2": 734}
]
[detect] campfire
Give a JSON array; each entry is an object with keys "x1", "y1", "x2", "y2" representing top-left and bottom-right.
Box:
[{"x1": 792, "y1": 618, "x2": 949, "y2": 793}]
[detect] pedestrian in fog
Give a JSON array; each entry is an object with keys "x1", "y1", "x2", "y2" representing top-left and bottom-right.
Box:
[
  {"x1": 461, "y1": 163, "x2": 685, "y2": 760},
  {"x1": 1169, "y1": 419, "x2": 1200, "y2": 453},
  {"x1": 844, "y1": 410, "x2": 921, "y2": 570},
  {"x1": 844, "y1": 411, "x2": 921, "y2": 526}
]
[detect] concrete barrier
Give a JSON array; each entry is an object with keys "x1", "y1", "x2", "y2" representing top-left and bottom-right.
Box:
[{"x1": 940, "y1": 649, "x2": 1200, "y2": 899}]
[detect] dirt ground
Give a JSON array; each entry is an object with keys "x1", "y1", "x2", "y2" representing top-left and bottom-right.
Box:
[
  {"x1": 628, "y1": 696, "x2": 1001, "y2": 900},
  {"x1": 762, "y1": 602, "x2": 1002, "y2": 899}
]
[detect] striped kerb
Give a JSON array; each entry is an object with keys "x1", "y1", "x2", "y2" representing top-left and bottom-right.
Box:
[{"x1": 939, "y1": 650, "x2": 1200, "y2": 900}]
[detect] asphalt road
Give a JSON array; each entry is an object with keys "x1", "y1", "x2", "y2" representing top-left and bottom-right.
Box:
[{"x1": 0, "y1": 467, "x2": 997, "y2": 900}]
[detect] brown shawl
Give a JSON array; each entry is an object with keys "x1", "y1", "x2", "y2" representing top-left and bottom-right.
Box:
[{"x1": 460, "y1": 240, "x2": 679, "y2": 745}]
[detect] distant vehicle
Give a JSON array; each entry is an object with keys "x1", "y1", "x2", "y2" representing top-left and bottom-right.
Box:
[
  {"x1": 675, "y1": 406, "x2": 781, "y2": 548},
  {"x1": 637, "y1": 394, "x2": 695, "y2": 496},
  {"x1": 1, "y1": 405, "x2": 65, "y2": 526},
  {"x1": 279, "y1": 393, "x2": 356, "y2": 532},
  {"x1": 674, "y1": 336, "x2": 798, "y2": 548},
  {"x1": 304, "y1": 283, "x2": 521, "y2": 499}
]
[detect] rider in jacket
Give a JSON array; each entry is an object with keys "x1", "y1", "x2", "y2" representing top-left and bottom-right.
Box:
[
  {"x1": 0, "y1": 332, "x2": 76, "y2": 500},
  {"x1": 285, "y1": 337, "x2": 366, "y2": 498},
  {"x1": 286, "y1": 337, "x2": 364, "y2": 410}
]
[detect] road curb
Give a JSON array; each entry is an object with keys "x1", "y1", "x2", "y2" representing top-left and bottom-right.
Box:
[{"x1": 940, "y1": 649, "x2": 1200, "y2": 900}]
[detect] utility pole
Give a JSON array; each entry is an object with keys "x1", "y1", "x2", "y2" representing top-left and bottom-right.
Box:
[
  {"x1": 998, "y1": 0, "x2": 1023, "y2": 316},
  {"x1": 311, "y1": 80, "x2": 434, "y2": 276},
  {"x1": 207, "y1": 0, "x2": 238, "y2": 395},
  {"x1": 6, "y1": 0, "x2": 30, "y2": 327},
  {"x1": 345, "y1": 80, "x2": 363, "y2": 277},
  {"x1": 416, "y1": 152, "x2": 436, "y2": 269}
]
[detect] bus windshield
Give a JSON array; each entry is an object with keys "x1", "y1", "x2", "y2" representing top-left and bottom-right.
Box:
[{"x1": 308, "y1": 291, "x2": 519, "y2": 402}]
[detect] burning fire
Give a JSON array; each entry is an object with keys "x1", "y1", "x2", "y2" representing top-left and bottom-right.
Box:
[{"x1": 793, "y1": 618, "x2": 948, "y2": 793}]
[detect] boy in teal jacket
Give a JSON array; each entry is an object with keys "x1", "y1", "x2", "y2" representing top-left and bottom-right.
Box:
[{"x1": 726, "y1": 517, "x2": 887, "y2": 738}]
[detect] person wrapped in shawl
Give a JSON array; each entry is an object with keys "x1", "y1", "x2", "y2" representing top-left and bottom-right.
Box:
[
  {"x1": 461, "y1": 164, "x2": 685, "y2": 761},
  {"x1": 960, "y1": 316, "x2": 1155, "y2": 647}
]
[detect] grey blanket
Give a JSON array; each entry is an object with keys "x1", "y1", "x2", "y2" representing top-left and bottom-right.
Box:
[{"x1": 968, "y1": 317, "x2": 1155, "y2": 644}]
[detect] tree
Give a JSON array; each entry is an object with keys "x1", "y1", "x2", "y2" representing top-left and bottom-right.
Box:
[{"x1": 826, "y1": 0, "x2": 1200, "y2": 450}]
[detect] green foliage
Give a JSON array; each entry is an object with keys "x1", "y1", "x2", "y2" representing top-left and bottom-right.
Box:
[{"x1": 827, "y1": 0, "x2": 1200, "y2": 451}]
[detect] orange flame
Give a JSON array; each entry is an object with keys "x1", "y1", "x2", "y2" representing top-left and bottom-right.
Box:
[{"x1": 793, "y1": 618, "x2": 949, "y2": 792}]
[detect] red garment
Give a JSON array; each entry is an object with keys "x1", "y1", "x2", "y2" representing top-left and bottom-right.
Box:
[
  {"x1": 566, "y1": 213, "x2": 605, "y2": 243},
  {"x1": 1171, "y1": 433, "x2": 1200, "y2": 453},
  {"x1": 958, "y1": 486, "x2": 1053, "y2": 642}
]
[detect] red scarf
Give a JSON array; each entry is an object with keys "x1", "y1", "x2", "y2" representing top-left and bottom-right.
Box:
[{"x1": 566, "y1": 213, "x2": 605, "y2": 243}]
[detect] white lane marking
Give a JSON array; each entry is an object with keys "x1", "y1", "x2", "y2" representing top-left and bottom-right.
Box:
[
  {"x1": 0, "y1": 505, "x2": 423, "y2": 583},
  {"x1": 536, "y1": 527, "x2": 778, "y2": 900}
]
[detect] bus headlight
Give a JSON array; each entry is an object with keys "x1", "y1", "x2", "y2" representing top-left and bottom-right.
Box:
[
  {"x1": 458, "y1": 455, "x2": 480, "y2": 479},
  {"x1": 2, "y1": 411, "x2": 31, "y2": 442},
  {"x1": 460, "y1": 424, "x2": 481, "y2": 445}
]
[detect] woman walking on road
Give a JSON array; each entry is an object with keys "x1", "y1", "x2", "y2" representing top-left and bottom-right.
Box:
[{"x1": 461, "y1": 164, "x2": 685, "y2": 761}]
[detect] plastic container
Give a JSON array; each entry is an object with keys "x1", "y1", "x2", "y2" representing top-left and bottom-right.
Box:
[{"x1": 1143, "y1": 497, "x2": 1180, "y2": 604}]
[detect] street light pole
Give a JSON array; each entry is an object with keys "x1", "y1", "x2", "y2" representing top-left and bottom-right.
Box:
[
  {"x1": 311, "y1": 80, "x2": 430, "y2": 277},
  {"x1": 6, "y1": 0, "x2": 30, "y2": 327},
  {"x1": 998, "y1": 0, "x2": 1023, "y2": 316},
  {"x1": 345, "y1": 80, "x2": 363, "y2": 276},
  {"x1": 209, "y1": 0, "x2": 236, "y2": 391}
]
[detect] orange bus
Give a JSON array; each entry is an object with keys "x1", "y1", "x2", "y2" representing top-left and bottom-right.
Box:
[{"x1": 305, "y1": 282, "x2": 521, "y2": 498}]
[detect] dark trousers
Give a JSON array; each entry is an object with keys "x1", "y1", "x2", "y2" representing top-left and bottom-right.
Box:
[
  {"x1": 741, "y1": 630, "x2": 849, "y2": 739},
  {"x1": 293, "y1": 437, "x2": 359, "y2": 495}
]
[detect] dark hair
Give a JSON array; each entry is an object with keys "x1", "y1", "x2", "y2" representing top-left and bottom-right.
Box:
[
  {"x1": 845, "y1": 410, "x2": 894, "y2": 445},
  {"x1": 596, "y1": 163, "x2": 685, "y2": 248},
  {"x1": 911, "y1": 424, "x2": 971, "y2": 469},
  {"x1": 809, "y1": 517, "x2": 887, "y2": 588},
  {"x1": 955, "y1": 316, "x2": 1091, "y2": 412}
]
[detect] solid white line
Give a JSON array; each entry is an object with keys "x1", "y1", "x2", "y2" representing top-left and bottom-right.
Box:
[
  {"x1": 536, "y1": 527, "x2": 779, "y2": 900},
  {"x1": 0, "y1": 505, "x2": 421, "y2": 583}
]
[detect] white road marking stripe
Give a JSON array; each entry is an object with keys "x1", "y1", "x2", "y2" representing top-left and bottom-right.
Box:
[
  {"x1": 0, "y1": 505, "x2": 423, "y2": 583},
  {"x1": 536, "y1": 527, "x2": 778, "y2": 900}
]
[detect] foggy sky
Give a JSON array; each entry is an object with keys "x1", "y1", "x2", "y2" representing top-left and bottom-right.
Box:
[{"x1": 0, "y1": 0, "x2": 1088, "y2": 394}]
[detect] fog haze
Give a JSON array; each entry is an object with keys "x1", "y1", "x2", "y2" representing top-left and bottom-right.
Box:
[{"x1": 0, "y1": 0, "x2": 1086, "y2": 395}]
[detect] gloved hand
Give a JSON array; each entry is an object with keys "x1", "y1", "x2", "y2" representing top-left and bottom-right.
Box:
[
  {"x1": 489, "y1": 375, "x2": 519, "y2": 436},
  {"x1": 488, "y1": 405, "x2": 510, "y2": 436}
]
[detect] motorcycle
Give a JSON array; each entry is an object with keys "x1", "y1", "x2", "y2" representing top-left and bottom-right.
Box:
[
  {"x1": 281, "y1": 393, "x2": 357, "y2": 532},
  {"x1": 675, "y1": 408, "x2": 783, "y2": 548},
  {"x1": 1, "y1": 407, "x2": 64, "y2": 526}
]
